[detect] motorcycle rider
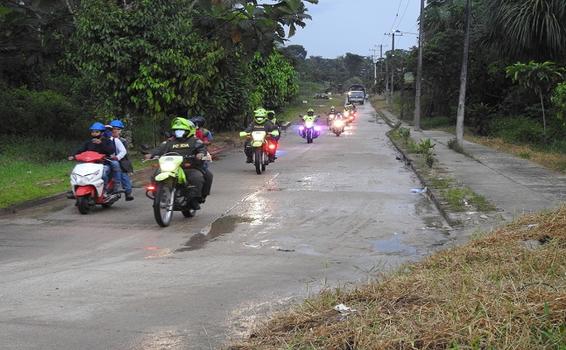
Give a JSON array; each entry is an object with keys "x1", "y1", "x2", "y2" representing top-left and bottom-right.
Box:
[
  {"x1": 266, "y1": 110, "x2": 280, "y2": 161},
  {"x1": 242, "y1": 108, "x2": 278, "y2": 163},
  {"x1": 191, "y1": 116, "x2": 213, "y2": 145},
  {"x1": 144, "y1": 118, "x2": 209, "y2": 210},
  {"x1": 327, "y1": 105, "x2": 337, "y2": 125},
  {"x1": 189, "y1": 116, "x2": 214, "y2": 201},
  {"x1": 108, "y1": 120, "x2": 134, "y2": 201},
  {"x1": 299, "y1": 108, "x2": 321, "y2": 138},
  {"x1": 68, "y1": 122, "x2": 122, "y2": 194}
]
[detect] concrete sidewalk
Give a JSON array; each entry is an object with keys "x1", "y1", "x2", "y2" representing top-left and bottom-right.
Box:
[{"x1": 380, "y1": 109, "x2": 566, "y2": 221}]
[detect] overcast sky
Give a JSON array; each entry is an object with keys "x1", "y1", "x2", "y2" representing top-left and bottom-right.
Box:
[{"x1": 288, "y1": 0, "x2": 420, "y2": 59}]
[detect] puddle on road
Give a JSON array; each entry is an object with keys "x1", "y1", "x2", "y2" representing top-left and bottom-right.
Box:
[
  {"x1": 371, "y1": 236, "x2": 418, "y2": 255},
  {"x1": 176, "y1": 215, "x2": 252, "y2": 252}
]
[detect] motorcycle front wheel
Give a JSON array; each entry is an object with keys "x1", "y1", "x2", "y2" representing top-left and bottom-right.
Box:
[
  {"x1": 254, "y1": 148, "x2": 262, "y2": 175},
  {"x1": 153, "y1": 182, "x2": 176, "y2": 227},
  {"x1": 77, "y1": 196, "x2": 90, "y2": 215}
]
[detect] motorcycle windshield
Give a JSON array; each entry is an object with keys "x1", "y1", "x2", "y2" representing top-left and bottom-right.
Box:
[
  {"x1": 251, "y1": 131, "x2": 267, "y2": 142},
  {"x1": 159, "y1": 155, "x2": 184, "y2": 172}
]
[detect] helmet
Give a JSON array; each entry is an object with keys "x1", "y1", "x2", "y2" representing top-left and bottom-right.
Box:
[
  {"x1": 330, "y1": 106, "x2": 336, "y2": 111},
  {"x1": 89, "y1": 122, "x2": 106, "y2": 132},
  {"x1": 267, "y1": 110, "x2": 275, "y2": 119},
  {"x1": 171, "y1": 117, "x2": 196, "y2": 138},
  {"x1": 190, "y1": 116, "x2": 206, "y2": 128},
  {"x1": 109, "y1": 120, "x2": 125, "y2": 129},
  {"x1": 254, "y1": 108, "x2": 267, "y2": 124},
  {"x1": 307, "y1": 108, "x2": 314, "y2": 116}
]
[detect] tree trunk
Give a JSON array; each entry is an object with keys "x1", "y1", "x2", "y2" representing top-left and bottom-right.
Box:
[
  {"x1": 456, "y1": 0, "x2": 471, "y2": 149},
  {"x1": 539, "y1": 91, "x2": 547, "y2": 136}
]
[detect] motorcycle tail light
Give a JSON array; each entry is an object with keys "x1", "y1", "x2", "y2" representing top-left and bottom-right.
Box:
[{"x1": 146, "y1": 184, "x2": 156, "y2": 192}]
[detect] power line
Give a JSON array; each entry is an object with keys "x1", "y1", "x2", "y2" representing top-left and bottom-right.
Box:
[
  {"x1": 390, "y1": 0, "x2": 404, "y2": 31},
  {"x1": 396, "y1": 0, "x2": 413, "y2": 30}
]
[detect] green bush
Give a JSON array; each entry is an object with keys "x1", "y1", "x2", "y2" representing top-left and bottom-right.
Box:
[
  {"x1": 0, "y1": 87, "x2": 90, "y2": 139},
  {"x1": 488, "y1": 117, "x2": 545, "y2": 144}
]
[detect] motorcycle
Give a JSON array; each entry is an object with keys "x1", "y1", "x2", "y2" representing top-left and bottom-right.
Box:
[
  {"x1": 330, "y1": 117, "x2": 346, "y2": 137},
  {"x1": 299, "y1": 120, "x2": 321, "y2": 144},
  {"x1": 145, "y1": 153, "x2": 207, "y2": 227},
  {"x1": 327, "y1": 113, "x2": 336, "y2": 126},
  {"x1": 343, "y1": 110, "x2": 356, "y2": 124},
  {"x1": 240, "y1": 130, "x2": 278, "y2": 175},
  {"x1": 69, "y1": 151, "x2": 121, "y2": 214}
]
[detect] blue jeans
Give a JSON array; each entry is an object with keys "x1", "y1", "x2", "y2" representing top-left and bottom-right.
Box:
[
  {"x1": 103, "y1": 160, "x2": 122, "y2": 189},
  {"x1": 120, "y1": 172, "x2": 132, "y2": 194}
]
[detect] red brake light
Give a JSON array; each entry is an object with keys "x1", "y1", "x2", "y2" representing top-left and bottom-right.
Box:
[
  {"x1": 268, "y1": 144, "x2": 276, "y2": 150},
  {"x1": 146, "y1": 184, "x2": 156, "y2": 192}
]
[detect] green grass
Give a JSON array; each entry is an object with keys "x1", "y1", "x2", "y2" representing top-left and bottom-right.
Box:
[
  {"x1": 443, "y1": 186, "x2": 496, "y2": 212},
  {"x1": 0, "y1": 159, "x2": 71, "y2": 208}
]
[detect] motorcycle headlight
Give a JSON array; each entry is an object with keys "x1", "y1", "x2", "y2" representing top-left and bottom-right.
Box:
[{"x1": 305, "y1": 121, "x2": 314, "y2": 128}]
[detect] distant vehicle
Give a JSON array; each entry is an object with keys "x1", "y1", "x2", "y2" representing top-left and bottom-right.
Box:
[
  {"x1": 347, "y1": 90, "x2": 365, "y2": 105},
  {"x1": 314, "y1": 92, "x2": 330, "y2": 100},
  {"x1": 347, "y1": 84, "x2": 366, "y2": 105}
]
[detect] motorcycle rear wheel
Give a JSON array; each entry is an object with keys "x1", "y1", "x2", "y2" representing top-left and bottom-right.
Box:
[{"x1": 153, "y1": 182, "x2": 175, "y2": 227}]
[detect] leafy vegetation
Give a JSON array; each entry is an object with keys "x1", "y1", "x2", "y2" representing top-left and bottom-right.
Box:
[
  {"x1": 0, "y1": 0, "x2": 316, "y2": 139},
  {"x1": 377, "y1": 0, "x2": 566, "y2": 162}
]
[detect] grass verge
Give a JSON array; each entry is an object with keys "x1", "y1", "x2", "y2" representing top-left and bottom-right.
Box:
[
  {"x1": 230, "y1": 206, "x2": 566, "y2": 349},
  {"x1": 468, "y1": 136, "x2": 566, "y2": 174}
]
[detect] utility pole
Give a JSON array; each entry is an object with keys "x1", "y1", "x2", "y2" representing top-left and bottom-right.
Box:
[
  {"x1": 385, "y1": 30, "x2": 402, "y2": 105},
  {"x1": 456, "y1": 0, "x2": 471, "y2": 148},
  {"x1": 414, "y1": 0, "x2": 425, "y2": 131},
  {"x1": 370, "y1": 48, "x2": 378, "y2": 88}
]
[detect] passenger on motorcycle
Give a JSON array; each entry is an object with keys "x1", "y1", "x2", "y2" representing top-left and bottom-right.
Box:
[
  {"x1": 243, "y1": 108, "x2": 278, "y2": 163},
  {"x1": 144, "y1": 118, "x2": 210, "y2": 210},
  {"x1": 191, "y1": 116, "x2": 213, "y2": 145},
  {"x1": 108, "y1": 120, "x2": 134, "y2": 201},
  {"x1": 68, "y1": 122, "x2": 123, "y2": 194},
  {"x1": 189, "y1": 116, "x2": 214, "y2": 201}
]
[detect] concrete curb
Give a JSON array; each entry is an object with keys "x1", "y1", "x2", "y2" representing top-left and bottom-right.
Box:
[
  {"x1": 0, "y1": 143, "x2": 232, "y2": 216},
  {"x1": 375, "y1": 110, "x2": 459, "y2": 227}
]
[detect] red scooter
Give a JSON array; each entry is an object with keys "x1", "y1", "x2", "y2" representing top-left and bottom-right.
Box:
[{"x1": 69, "y1": 151, "x2": 121, "y2": 214}]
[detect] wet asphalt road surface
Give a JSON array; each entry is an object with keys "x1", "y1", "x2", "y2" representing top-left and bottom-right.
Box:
[{"x1": 0, "y1": 104, "x2": 450, "y2": 349}]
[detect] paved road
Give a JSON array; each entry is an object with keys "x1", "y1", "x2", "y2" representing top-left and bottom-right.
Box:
[{"x1": 0, "y1": 104, "x2": 450, "y2": 349}]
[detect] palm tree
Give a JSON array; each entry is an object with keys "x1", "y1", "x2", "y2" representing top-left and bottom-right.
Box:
[{"x1": 487, "y1": 0, "x2": 566, "y2": 60}]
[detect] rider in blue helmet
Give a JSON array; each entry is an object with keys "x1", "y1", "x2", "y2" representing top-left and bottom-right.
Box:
[
  {"x1": 108, "y1": 119, "x2": 133, "y2": 200},
  {"x1": 68, "y1": 122, "x2": 123, "y2": 194}
]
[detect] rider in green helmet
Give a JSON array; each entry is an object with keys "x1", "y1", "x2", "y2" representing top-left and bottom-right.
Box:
[
  {"x1": 145, "y1": 117, "x2": 209, "y2": 210},
  {"x1": 242, "y1": 108, "x2": 278, "y2": 163}
]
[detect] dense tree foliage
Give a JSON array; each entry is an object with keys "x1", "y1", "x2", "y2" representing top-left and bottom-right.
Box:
[
  {"x1": 381, "y1": 0, "x2": 566, "y2": 149},
  {"x1": 0, "y1": 0, "x2": 315, "y2": 139}
]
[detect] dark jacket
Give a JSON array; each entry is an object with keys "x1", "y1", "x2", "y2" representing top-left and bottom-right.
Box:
[
  {"x1": 149, "y1": 136, "x2": 207, "y2": 170},
  {"x1": 244, "y1": 120, "x2": 277, "y2": 133},
  {"x1": 74, "y1": 137, "x2": 115, "y2": 156}
]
